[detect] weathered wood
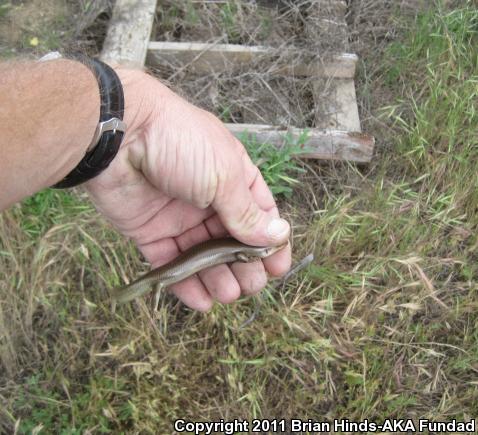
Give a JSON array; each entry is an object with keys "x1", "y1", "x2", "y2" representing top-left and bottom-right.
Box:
[
  {"x1": 314, "y1": 79, "x2": 361, "y2": 131},
  {"x1": 306, "y1": 0, "x2": 349, "y2": 52},
  {"x1": 312, "y1": 78, "x2": 337, "y2": 129},
  {"x1": 100, "y1": 0, "x2": 374, "y2": 162},
  {"x1": 147, "y1": 41, "x2": 358, "y2": 78},
  {"x1": 334, "y1": 79, "x2": 361, "y2": 131},
  {"x1": 226, "y1": 123, "x2": 374, "y2": 162},
  {"x1": 101, "y1": 0, "x2": 157, "y2": 67},
  {"x1": 311, "y1": 0, "x2": 364, "y2": 133}
]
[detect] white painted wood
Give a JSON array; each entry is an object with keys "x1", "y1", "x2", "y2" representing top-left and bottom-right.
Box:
[
  {"x1": 101, "y1": 0, "x2": 157, "y2": 67},
  {"x1": 147, "y1": 41, "x2": 358, "y2": 78},
  {"x1": 226, "y1": 123, "x2": 374, "y2": 162}
]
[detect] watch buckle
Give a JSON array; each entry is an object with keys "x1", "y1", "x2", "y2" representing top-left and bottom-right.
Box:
[{"x1": 87, "y1": 118, "x2": 127, "y2": 152}]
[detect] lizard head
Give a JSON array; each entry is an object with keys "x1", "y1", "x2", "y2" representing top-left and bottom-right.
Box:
[{"x1": 235, "y1": 242, "x2": 288, "y2": 263}]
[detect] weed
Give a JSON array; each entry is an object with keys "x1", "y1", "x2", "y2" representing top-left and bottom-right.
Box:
[
  {"x1": 220, "y1": 1, "x2": 240, "y2": 43},
  {"x1": 0, "y1": 2, "x2": 11, "y2": 19},
  {"x1": 218, "y1": 105, "x2": 233, "y2": 123},
  {"x1": 13, "y1": 374, "x2": 132, "y2": 433},
  {"x1": 240, "y1": 131, "x2": 308, "y2": 197},
  {"x1": 20, "y1": 189, "x2": 92, "y2": 238},
  {"x1": 184, "y1": 0, "x2": 199, "y2": 25}
]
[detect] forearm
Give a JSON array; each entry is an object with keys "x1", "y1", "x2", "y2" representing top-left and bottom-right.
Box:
[{"x1": 0, "y1": 59, "x2": 99, "y2": 210}]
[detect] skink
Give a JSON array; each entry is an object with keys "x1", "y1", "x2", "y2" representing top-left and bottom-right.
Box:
[{"x1": 113, "y1": 237, "x2": 287, "y2": 307}]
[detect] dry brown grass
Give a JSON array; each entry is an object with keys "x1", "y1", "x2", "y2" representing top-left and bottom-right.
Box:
[{"x1": 1, "y1": 0, "x2": 478, "y2": 433}]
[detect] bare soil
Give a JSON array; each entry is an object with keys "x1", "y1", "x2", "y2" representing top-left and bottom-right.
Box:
[{"x1": 0, "y1": 0, "x2": 112, "y2": 58}]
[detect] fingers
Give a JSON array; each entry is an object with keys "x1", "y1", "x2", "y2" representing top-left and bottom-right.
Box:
[
  {"x1": 239, "y1": 148, "x2": 292, "y2": 277},
  {"x1": 138, "y1": 236, "x2": 214, "y2": 311},
  {"x1": 173, "y1": 221, "x2": 275, "y2": 308},
  {"x1": 176, "y1": 225, "x2": 245, "y2": 305},
  {"x1": 230, "y1": 260, "x2": 267, "y2": 296},
  {"x1": 175, "y1": 224, "x2": 241, "y2": 305},
  {"x1": 134, "y1": 135, "x2": 292, "y2": 311},
  {"x1": 198, "y1": 264, "x2": 241, "y2": 304},
  {"x1": 213, "y1": 146, "x2": 290, "y2": 247},
  {"x1": 169, "y1": 276, "x2": 213, "y2": 312},
  {"x1": 128, "y1": 198, "x2": 214, "y2": 246},
  {"x1": 262, "y1": 240, "x2": 292, "y2": 278},
  {"x1": 205, "y1": 183, "x2": 291, "y2": 279},
  {"x1": 138, "y1": 221, "x2": 289, "y2": 311}
]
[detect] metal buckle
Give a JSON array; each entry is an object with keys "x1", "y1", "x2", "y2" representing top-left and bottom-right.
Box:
[{"x1": 86, "y1": 118, "x2": 127, "y2": 152}]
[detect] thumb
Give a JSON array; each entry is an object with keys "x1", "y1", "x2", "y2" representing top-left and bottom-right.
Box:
[{"x1": 213, "y1": 170, "x2": 290, "y2": 247}]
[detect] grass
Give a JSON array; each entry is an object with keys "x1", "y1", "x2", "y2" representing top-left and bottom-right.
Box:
[
  {"x1": 19, "y1": 189, "x2": 92, "y2": 238},
  {"x1": 1, "y1": 0, "x2": 478, "y2": 433},
  {"x1": 220, "y1": 1, "x2": 241, "y2": 43},
  {"x1": 240, "y1": 130, "x2": 308, "y2": 196}
]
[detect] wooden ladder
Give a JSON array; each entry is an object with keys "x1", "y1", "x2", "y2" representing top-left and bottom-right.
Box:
[{"x1": 100, "y1": 0, "x2": 374, "y2": 163}]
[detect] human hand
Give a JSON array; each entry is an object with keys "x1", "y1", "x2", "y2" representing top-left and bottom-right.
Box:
[{"x1": 85, "y1": 68, "x2": 291, "y2": 311}]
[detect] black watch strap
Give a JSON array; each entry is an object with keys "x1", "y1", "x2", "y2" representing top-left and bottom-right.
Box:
[{"x1": 52, "y1": 55, "x2": 126, "y2": 188}]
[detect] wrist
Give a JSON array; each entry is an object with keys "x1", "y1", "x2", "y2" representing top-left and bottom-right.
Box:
[
  {"x1": 50, "y1": 59, "x2": 100, "y2": 182},
  {"x1": 112, "y1": 67, "x2": 172, "y2": 170},
  {"x1": 52, "y1": 56, "x2": 126, "y2": 188},
  {"x1": 113, "y1": 67, "x2": 154, "y2": 145}
]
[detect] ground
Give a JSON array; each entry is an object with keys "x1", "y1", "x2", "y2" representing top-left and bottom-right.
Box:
[{"x1": 0, "y1": 0, "x2": 477, "y2": 433}]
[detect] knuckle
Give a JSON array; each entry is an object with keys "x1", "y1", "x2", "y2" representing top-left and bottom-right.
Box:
[
  {"x1": 236, "y1": 200, "x2": 260, "y2": 232},
  {"x1": 203, "y1": 172, "x2": 218, "y2": 208}
]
